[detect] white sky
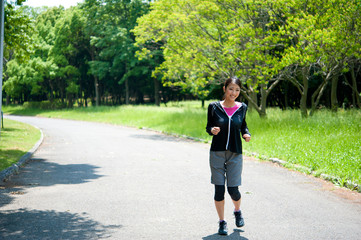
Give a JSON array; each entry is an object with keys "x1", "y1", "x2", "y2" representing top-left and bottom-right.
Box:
[{"x1": 23, "y1": 0, "x2": 84, "y2": 9}]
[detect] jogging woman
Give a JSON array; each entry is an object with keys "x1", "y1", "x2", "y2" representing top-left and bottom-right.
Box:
[{"x1": 206, "y1": 77, "x2": 251, "y2": 235}]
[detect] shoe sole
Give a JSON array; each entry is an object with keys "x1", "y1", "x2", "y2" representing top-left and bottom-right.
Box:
[{"x1": 236, "y1": 221, "x2": 245, "y2": 227}]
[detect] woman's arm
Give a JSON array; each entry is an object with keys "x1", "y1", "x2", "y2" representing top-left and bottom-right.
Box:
[
  {"x1": 206, "y1": 103, "x2": 215, "y2": 135},
  {"x1": 241, "y1": 106, "x2": 251, "y2": 141}
]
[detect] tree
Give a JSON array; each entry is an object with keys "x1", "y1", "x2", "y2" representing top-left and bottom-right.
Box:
[
  {"x1": 3, "y1": 60, "x2": 30, "y2": 103},
  {"x1": 4, "y1": 57, "x2": 58, "y2": 102},
  {"x1": 338, "y1": 1, "x2": 361, "y2": 109},
  {"x1": 3, "y1": 0, "x2": 360, "y2": 111},
  {"x1": 134, "y1": 0, "x2": 295, "y2": 117},
  {"x1": 3, "y1": 1, "x2": 34, "y2": 103},
  {"x1": 49, "y1": 7, "x2": 89, "y2": 107},
  {"x1": 82, "y1": 0, "x2": 152, "y2": 105},
  {"x1": 32, "y1": 7, "x2": 64, "y2": 102},
  {"x1": 4, "y1": 0, "x2": 32, "y2": 63},
  {"x1": 307, "y1": 0, "x2": 361, "y2": 114},
  {"x1": 272, "y1": 0, "x2": 325, "y2": 117}
]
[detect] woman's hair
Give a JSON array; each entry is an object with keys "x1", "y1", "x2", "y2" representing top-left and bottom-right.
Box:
[{"x1": 224, "y1": 76, "x2": 242, "y2": 89}]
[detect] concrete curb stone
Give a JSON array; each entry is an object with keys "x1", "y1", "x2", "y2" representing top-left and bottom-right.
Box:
[
  {"x1": 0, "y1": 120, "x2": 44, "y2": 182},
  {"x1": 266, "y1": 156, "x2": 361, "y2": 193}
]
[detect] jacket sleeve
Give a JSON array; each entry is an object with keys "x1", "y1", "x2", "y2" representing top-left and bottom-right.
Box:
[
  {"x1": 206, "y1": 103, "x2": 214, "y2": 136},
  {"x1": 241, "y1": 104, "x2": 251, "y2": 136}
]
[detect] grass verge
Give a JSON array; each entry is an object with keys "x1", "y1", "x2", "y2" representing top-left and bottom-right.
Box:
[
  {"x1": 3, "y1": 102, "x2": 361, "y2": 188},
  {"x1": 246, "y1": 108, "x2": 361, "y2": 189},
  {"x1": 0, "y1": 118, "x2": 41, "y2": 171}
]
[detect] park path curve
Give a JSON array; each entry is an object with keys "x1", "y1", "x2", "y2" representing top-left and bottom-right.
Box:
[{"x1": 1, "y1": 115, "x2": 361, "y2": 240}]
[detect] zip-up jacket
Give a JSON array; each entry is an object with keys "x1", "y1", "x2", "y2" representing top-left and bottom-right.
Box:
[{"x1": 206, "y1": 101, "x2": 251, "y2": 154}]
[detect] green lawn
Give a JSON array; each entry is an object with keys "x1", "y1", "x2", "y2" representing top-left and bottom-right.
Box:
[
  {"x1": 0, "y1": 118, "x2": 41, "y2": 171},
  {"x1": 246, "y1": 108, "x2": 361, "y2": 188},
  {"x1": 3, "y1": 102, "x2": 361, "y2": 188}
]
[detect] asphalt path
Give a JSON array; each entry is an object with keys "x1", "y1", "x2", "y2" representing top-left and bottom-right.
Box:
[{"x1": 1, "y1": 115, "x2": 361, "y2": 240}]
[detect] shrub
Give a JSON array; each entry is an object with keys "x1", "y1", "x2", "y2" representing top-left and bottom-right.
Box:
[{"x1": 23, "y1": 101, "x2": 67, "y2": 110}]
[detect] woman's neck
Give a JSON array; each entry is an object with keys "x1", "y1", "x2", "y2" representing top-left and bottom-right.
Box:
[{"x1": 221, "y1": 99, "x2": 236, "y2": 108}]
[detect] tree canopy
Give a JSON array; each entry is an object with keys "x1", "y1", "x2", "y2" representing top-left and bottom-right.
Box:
[
  {"x1": 134, "y1": 0, "x2": 361, "y2": 116},
  {"x1": 1, "y1": 0, "x2": 360, "y2": 116}
]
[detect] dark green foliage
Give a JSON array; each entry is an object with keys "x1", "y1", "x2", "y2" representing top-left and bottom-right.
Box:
[{"x1": 1, "y1": 0, "x2": 361, "y2": 113}]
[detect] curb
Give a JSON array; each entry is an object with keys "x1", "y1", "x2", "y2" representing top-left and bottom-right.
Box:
[
  {"x1": 0, "y1": 122, "x2": 44, "y2": 182},
  {"x1": 139, "y1": 127, "x2": 361, "y2": 193},
  {"x1": 247, "y1": 152, "x2": 361, "y2": 193}
]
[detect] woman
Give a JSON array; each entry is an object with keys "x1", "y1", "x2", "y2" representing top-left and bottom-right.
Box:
[{"x1": 206, "y1": 77, "x2": 251, "y2": 235}]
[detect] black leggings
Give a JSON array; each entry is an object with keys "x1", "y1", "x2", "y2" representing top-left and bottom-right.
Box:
[{"x1": 214, "y1": 185, "x2": 241, "y2": 202}]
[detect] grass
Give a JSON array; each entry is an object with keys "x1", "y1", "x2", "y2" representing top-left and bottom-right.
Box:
[
  {"x1": 0, "y1": 118, "x2": 41, "y2": 171},
  {"x1": 3, "y1": 102, "x2": 361, "y2": 187},
  {"x1": 246, "y1": 108, "x2": 361, "y2": 187},
  {"x1": 3, "y1": 102, "x2": 212, "y2": 141}
]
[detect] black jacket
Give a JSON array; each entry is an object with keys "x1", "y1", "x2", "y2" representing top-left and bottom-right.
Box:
[{"x1": 206, "y1": 101, "x2": 250, "y2": 154}]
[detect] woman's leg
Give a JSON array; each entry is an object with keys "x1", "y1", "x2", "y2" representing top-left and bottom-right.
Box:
[
  {"x1": 214, "y1": 185, "x2": 228, "y2": 235},
  {"x1": 227, "y1": 186, "x2": 244, "y2": 227},
  {"x1": 232, "y1": 198, "x2": 241, "y2": 211},
  {"x1": 227, "y1": 186, "x2": 241, "y2": 211},
  {"x1": 214, "y1": 185, "x2": 226, "y2": 221},
  {"x1": 214, "y1": 200, "x2": 225, "y2": 221}
]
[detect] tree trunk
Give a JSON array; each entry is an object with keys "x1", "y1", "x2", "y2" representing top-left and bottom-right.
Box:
[
  {"x1": 259, "y1": 83, "x2": 267, "y2": 118},
  {"x1": 241, "y1": 78, "x2": 280, "y2": 118},
  {"x1": 78, "y1": 78, "x2": 83, "y2": 107},
  {"x1": 49, "y1": 90, "x2": 54, "y2": 103},
  {"x1": 241, "y1": 87, "x2": 265, "y2": 118},
  {"x1": 125, "y1": 78, "x2": 129, "y2": 105},
  {"x1": 300, "y1": 68, "x2": 309, "y2": 117},
  {"x1": 49, "y1": 79, "x2": 54, "y2": 102},
  {"x1": 350, "y1": 62, "x2": 361, "y2": 108},
  {"x1": 247, "y1": 77, "x2": 258, "y2": 112},
  {"x1": 88, "y1": 48, "x2": 100, "y2": 107},
  {"x1": 68, "y1": 94, "x2": 73, "y2": 108},
  {"x1": 310, "y1": 79, "x2": 328, "y2": 116},
  {"x1": 94, "y1": 76, "x2": 99, "y2": 107},
  {"x1": 154, "y1": 78, "x2": 160, "y2": 106},
  {"x1": 84, "y1": 94, "x2": 88, "y2": 107},
  {"x1": 330, "y1": 74, "x2": 339, "y2": 112},
  {"x1": 284, "y1": 81, "x2": 289, "y2": 109},
  {"x1": 249, "y1": 90, "x2": 257, "y2": 112},
  {"x1": 60, "y1": 83, "x2": 64, "y2": 104}
]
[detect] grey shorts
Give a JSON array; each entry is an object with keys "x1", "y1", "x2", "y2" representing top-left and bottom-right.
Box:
[{"x1": 209, "y1": 150, "x2": 243, "y2": 187}]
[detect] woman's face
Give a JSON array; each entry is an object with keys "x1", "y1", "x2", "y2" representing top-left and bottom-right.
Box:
[{"x1": 223, "y1": 82, "x2": 240, "y2": 101}]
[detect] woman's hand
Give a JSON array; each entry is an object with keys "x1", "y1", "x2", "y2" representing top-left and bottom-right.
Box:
[
  {"x1": 242, "y1": 134, "x2": 251, "y2": 142},
  {"x1": 211, "y1": 127, "x2": 220, "y2": 135}
]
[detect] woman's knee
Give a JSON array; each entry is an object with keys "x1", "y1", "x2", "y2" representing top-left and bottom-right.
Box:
[{"x1": 227, "y1": 186, "x2": 241, "y2": 201}]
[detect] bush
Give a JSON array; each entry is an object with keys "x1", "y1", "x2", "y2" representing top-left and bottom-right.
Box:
[{"x1": 23, "y1": 100, "x2": 67, "y2": 110}]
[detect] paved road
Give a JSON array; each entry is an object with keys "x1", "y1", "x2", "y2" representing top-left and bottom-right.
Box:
[{"x1": 1, "y1": 115, "x2": 361, "y2": 240}]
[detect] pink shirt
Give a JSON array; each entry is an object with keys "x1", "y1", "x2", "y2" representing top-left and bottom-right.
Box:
[{"x1": 223, "y1": 102, "x2": 242, "y2": 116}]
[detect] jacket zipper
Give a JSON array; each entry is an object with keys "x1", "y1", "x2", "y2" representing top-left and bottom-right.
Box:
[{"x1": 220, "y1": 103, "x2": 242, "y2": 150}]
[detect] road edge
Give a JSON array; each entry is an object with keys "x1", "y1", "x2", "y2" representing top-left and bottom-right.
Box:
[
  {"x1": 0, "y1": 120, "x2": 44, "y2": 182},
  {"x1": 143, "y1": 127, "x2": 361, "y2": 193},
  {"x1": 243, "y1": 150, "x2": 361, "y2": 193}
]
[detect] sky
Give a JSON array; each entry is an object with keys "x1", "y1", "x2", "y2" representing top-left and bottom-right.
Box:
[{"x1": 23, "y1": 0, "x2": 84, "y2": 9}]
